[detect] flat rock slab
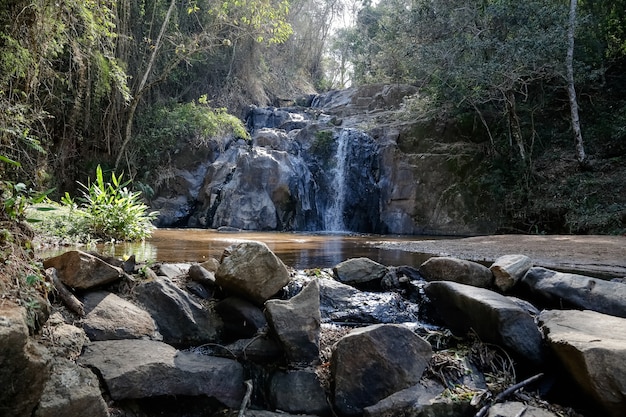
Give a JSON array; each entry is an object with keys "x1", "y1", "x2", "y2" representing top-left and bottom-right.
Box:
[
  {"x1": 424, "y1": 281, "x2": 544, "y2": 364},
  {"x1": 522, "y1": 267, "x2": 626, "y2": 318},
  {"x1": 79, "y1": 339, "x2": 244, "y2": 408},
  {"x1": 539, "y1": 309, "x2": 626, "y2": 417}
]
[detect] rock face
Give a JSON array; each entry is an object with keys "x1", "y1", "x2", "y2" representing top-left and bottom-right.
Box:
[
  {"x1": 151, "y1": 84, "x2": 498, "y2": 234},
  {"x1": 216, "y1": 241, "x2": 290, "y2": 305},
  {"x1": 522, "y1": 267, "x2": 626, "y2": 317},
  {"x1": 539, "y1": 309, "x2": 626, "y2": 417},
  {"x1": 424, "y1": 281, "x2": 544, "y2": 364},
  {"x1": 79, "y1": 339, "x2": 245, "y2": 408},
  {"x1": 331, "y1": 323, "x2": 433, "y2": 416}
]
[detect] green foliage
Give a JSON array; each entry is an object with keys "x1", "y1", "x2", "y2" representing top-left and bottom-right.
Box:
[
  {"x1": 60, "y1": 165, "x2": 158, "y2": 241},
  {"x1": 310, "y1": 130, "x2": 335, "y2": 161},
  {"x1": 0, "y1": 179, "x2": 53, "y2": 222}
]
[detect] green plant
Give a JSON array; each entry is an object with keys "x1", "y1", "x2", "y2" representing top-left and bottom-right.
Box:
[{"x1": 64, "y1": 165, "x2": 158, "y2": 241}]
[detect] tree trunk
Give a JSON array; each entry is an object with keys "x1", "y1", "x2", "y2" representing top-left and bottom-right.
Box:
[
  {"x1": 115, "y1": 0, "x2": 177, "y2": 171},
  {"x1": 566, "y1": 0, "x2": 588, "y2": 166},
  {"x1": 505, "y1": 90, "x2": 525, "y2": 160}
]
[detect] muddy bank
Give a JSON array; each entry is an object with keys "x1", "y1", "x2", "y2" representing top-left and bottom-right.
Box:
[{"x1": 374, "y1": 234, "x2": 626, "y2": 279}]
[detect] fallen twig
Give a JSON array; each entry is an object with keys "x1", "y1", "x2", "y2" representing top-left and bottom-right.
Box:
[
  {"x1": 46, "y1": 267, "x2": 85, "y2": 317},
  {"x1": 238, "y1": 379, "x2": 253, "y2": 417},
  {"x1": 474, "y1": 373, "x2": 544, "y2": 417}
]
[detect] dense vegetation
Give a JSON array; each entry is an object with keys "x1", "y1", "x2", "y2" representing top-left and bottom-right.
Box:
[{"x1": 1, "y1": 0, "x2": 626, "y2": 235}]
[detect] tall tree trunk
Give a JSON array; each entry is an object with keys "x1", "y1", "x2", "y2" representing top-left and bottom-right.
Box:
[
  {"x1": 115, "y1": 0, "x2": 177, "y2": 171},
  {"x1": 566, "y1": 0, "x2": 588, "y2": 166}
]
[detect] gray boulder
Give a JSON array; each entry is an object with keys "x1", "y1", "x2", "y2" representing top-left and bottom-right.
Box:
[
  {"x1": 157, "y1": 263, "x2": 191, "y2": 279},
  {"x1": 539, "y1": 309, "x2": 626, "y2": 417},
  {"x1": 424, "y1": 281, "x2": 544, "y2": 364},
  {"x1": 0, "y1": 302, "x2": 51, "y2": 417},
  {"x1": 44, "y1": 314, "x2": 87, "y2": 359},
  {"x1": 331, "y1": 323, "x2": 432, "y2": 416},
  {"x1": 134, "y1": 276, "x2": 220, "y2": 346},
  {"x1": 34, "y1": 358, "x2": 109, "y2": 417},
  {"x1": 79, "y1": 339, "x2": 244, "y2": 408},
  {"x1": 419, "y1": 257, "x2": 493, "y2": 288},
  {"x1": 216, "y1": 241, "x2": 291, "y2": 305},
  {"x1": 82, "y1": 291, "x2": 160, "y2": 341},
  {"x1": 215, "y1": 296, "x2": 268, "y2": 340},
  {"x1": 333, "y1": 257, "x2": 388, "y2": 286},
  {"x1": 43, "y1": 250, "x2": 123, "y2": 289},
  {"x1": 490, "y1": 254, "x2": 533, "y2": 292},
  {"x1": 363, "y1": 380, "x2": 473, "y2": 417},
  {"x1": 486, "y1": 402, "x2": 561, "y2": 417},
  {"x1": 319, "y1": 278, "x2": 420, "y2": 324},
  {"x1": 265, "y1": 279, "x2": 321, "y2": 364},
  {"x1": 269, "y1": 369, "x2": 330, "y2": 416},
  {"x1": 522, "y1": 267, "x2": 626, "y2": 317},
  {"x1": 188, "y1": 263, "x2": 216, "y2": 287}
]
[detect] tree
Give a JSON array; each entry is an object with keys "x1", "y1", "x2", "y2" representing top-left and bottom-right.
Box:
[{"x1": 566, "y1": 0, "x2": 587, "y2": 166}]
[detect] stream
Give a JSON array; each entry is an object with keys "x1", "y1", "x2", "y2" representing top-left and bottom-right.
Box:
[{"x1": 39, "y1": 228, "x2": 449, "y2": 269}]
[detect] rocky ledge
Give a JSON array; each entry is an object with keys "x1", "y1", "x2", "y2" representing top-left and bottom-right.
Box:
[{"x1": 2, "y1": 242, "x2": 626, "y2": 417}]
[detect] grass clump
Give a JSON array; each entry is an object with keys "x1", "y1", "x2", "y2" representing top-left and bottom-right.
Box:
[{"x1": 29, "y1": 165, "x2": 157, "y2": 243}]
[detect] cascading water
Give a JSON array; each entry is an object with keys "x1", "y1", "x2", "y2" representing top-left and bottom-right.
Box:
[{"x1": 324, "y1": 130, "x2": 350, "y2": 231}]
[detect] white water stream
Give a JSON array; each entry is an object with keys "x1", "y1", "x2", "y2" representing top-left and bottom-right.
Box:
[{"x1": 324, "y1": 130, "x2": 350, "y2": 231}]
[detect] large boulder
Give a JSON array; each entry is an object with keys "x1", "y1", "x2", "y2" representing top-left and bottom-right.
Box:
[
  {"x1": 490, "y1": 254, "x2": 533, "y2": 292},
  {"x1": 424, "y1": 281, "x2": 544, "y2": 364},
  {"x1": 265, "y1": 279, "x2": 321, "y2": 364},
  {"x1": 79, "y1": 339, "x2": 245, "y2": 408},
  {"x1": 43, "y1": 250, "x2": 124, "y2": 289},
  {"x1": 539, "y1": 309, "x2": 626, "y2": 417},
  {"x1": 82, "y1": 291, "x2": 160, "y2": 341},
  {"x1": 134, "y1": 276, "x2": 220, "y2": 346},
  {"x1": 0, "y1": 302, "x2": 51, "y2": 417},
  {"x1": 331, "y1": 323, "x2": 432, "y2": 416},
  {"x1": 215, "y1": 296, "x2": 267, "y2": 340},
  {"x1": 216, "y1": 241, "x2": 291, "y2": 305},
  {"x1": 522, "y1": 267, "x2": 626, "y2": 317},
  {"x1": 269, "y1": 369, "x2": 330, "y2": 416},
  {"x1": 34, "y1": 358, "x2": 109, "y2": 417},
  {"x1": 419, "y1": 257, "x2": 493, "y2": 288},
  {"x1": 333, "y1": 257, "x2": 388, "y2": 286}
]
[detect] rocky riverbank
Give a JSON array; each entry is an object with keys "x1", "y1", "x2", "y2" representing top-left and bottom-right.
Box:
[{"x1": 2, "y1": 240, "x2": 626, "y2": 417}]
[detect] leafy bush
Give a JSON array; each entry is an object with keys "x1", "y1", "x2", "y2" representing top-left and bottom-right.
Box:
[{"x1": 62, "y1": 165, "x2": 158, "y2": 241}]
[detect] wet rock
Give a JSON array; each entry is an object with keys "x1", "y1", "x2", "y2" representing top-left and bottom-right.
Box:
[
  {"x1": 215, "y1": 296, "x2": 267, "y2": 340},
  {"x1": 362, "y1": 380, "x2": 473, "y2": 417},
  {"x1": 269, "y1": 369, "x2": 330, "y2": 416},
  {"x1": 186, "y1": 280, "x2": 212, "y2": 299},
  {"x1": 82, "y1": 291, "x2": 160, "y2": 341},
  {"x1": 486, "y1": 402, "x2": 561, "y2": 417},
  {"x1": 331, "y1": 323, "x2": 432, "y2": 416},
  {"x1": 419, "y1": 257, "x2": 493, "y2": 288},
  {"x1": 217, "y1": 336, "x2": 283, "y2": 362},
  {"x1": 216, "y1": 241, "x2": 291, "y2": 305},
  {"x1": 0, "y1": 302, "x2": 51, "y2": 417},
  {"x1": 79, "y1": 339, "x2": 244, "y2": 408},
  {"x1": 522, "y1": 267, "x2": 626, "y2": 317},
  {"x1": 319, "y1": 278, "x2": 420, "y2": 324},
  {"x1": 333, "y1": 257, "x2": 388, "y2": 286},
  {"x1": 490, "y1": 254, "x2": 533, "y2": 292},
  {"x1": 265, "y1": 279, "x2": 321, "y2": 364},
  {"x1": 43, "y1": 250, "x2": 123, "y2": 289},
  {"x1": 34, "y1": 358, "x2": 109, "y2": 417},
  {"x1": 424, "y1": 281, "x2": 544, "y2": 364},
  {"x1": 539, "y1": 309, "x2": 626, "y2": 417},
  {"x1": 134, "y1": 276, "x2": 220, "y2": 346}
]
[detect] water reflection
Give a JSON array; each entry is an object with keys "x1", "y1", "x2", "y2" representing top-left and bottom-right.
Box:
[{"x1": 38, "y1": 229, "x2": 438, "y2": 269}]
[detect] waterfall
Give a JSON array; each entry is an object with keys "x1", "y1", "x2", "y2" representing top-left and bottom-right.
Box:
[{"x1": 324, "y1": 130, "x2": 350, "y2": 231}]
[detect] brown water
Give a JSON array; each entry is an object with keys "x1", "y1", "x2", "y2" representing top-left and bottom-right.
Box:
[{"x1": 38, "y1": 228, "x2": 443, "y2": 269}]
